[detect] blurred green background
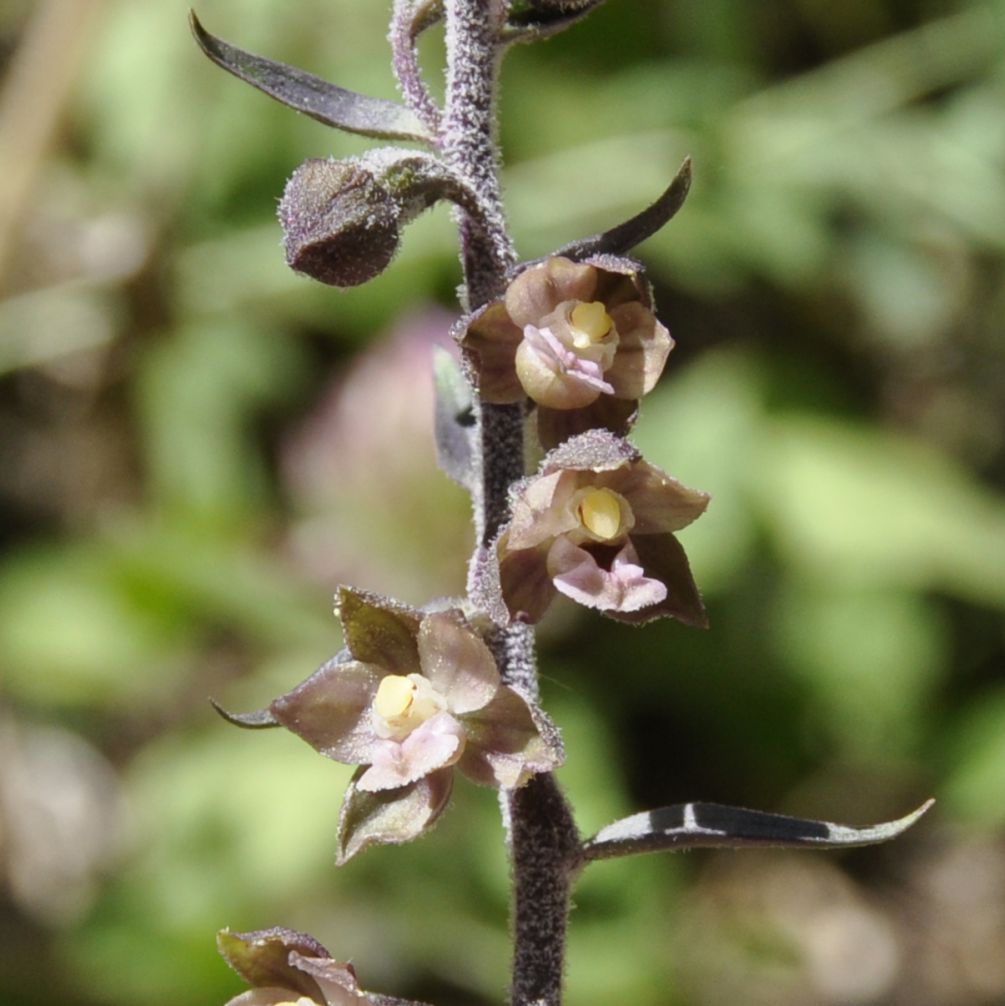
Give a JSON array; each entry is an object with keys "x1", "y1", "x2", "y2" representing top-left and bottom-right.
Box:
[{"x1": 1, "y1": 0, "x2": 1004, "y2": 1003}]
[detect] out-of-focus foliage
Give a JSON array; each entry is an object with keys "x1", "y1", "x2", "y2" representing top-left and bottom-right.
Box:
[{"x1": 0, "y1": 1, "x2": 1002, "y2": 1005}]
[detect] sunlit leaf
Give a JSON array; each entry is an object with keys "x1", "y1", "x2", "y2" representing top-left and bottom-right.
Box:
[{"x1": 582, "y1": 799, "x2": 934, "y2": 862}]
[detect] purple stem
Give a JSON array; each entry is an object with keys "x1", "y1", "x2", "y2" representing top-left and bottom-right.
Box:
[
  {"x1": 441, "y1": 2, "x2": 579, "y2": 1004},
  {"x1": 388, "y1": 0, "x2": 443, "y2": 138}
]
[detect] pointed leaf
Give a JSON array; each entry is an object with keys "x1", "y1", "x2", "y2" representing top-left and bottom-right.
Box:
[
  {"x1": 189, "y1": 11, "x2": 432, "y2": 142},
  {"x1": 210, "y1": 698, "x2": 280, "y2": 729},
  {"x1": 554, "y1": 158, "x2": 692, "y2": 261},
  {"x1": 432, "y1": 346, "x2": 477, "y2": 490},
  {"x1": 581, "y1": 799, "x2": 935, "y2": 862},
  {"x1": 336, "y1": 766, "x2": 453, "y2": 864}
]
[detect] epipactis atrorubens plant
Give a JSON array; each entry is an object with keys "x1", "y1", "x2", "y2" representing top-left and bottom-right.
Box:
[{"x1": 191, "y1": 3, "x2": 933, "y2": 1004}]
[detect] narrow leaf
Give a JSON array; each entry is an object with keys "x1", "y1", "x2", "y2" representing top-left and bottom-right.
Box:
[
  {"x1": 210, "y1": 698, "x2": 279, "y2": 729},
  {"x1": 433, "y1": 346, "x2": 477, "y2": 490},
  {"x1": 189, "y1": 11, "x2": 432, "y2": 143},
  {"x1": 581, "y1": 798, "x2": 934, "y2": 863},
  {"x1": 555, "y1": 157, "x2": 692, "y2": 261}
]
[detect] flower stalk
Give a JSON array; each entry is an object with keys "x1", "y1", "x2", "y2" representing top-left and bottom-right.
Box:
[
  {"x1": 440, "y1": 2, "x2": 579, "y2": 1002},
  {"x1": 192, "y1": 2, "x2": 934, "y2": 1004}
]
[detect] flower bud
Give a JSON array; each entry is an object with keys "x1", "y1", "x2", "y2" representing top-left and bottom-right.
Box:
[
  {"x1": 278, "y1": 156, "x2": 401, "y2": 287},
  {"x1": 278, "y1": 150, "x2": 465, "y2": 288}
]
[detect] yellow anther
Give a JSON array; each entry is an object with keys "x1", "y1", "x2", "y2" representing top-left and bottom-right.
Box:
[
  {"x1": 374, "y1": 675, "x2": 415, "y2": 719},
  {"x1": 578, "y1": 488, "x2": 623, "y2": 540},
  {"x1": 569, "y1": 301, "x2": 613, "y2": 348},
  {"x1": 274, "y1": 999, "x2": 318, "y2": 1006}
]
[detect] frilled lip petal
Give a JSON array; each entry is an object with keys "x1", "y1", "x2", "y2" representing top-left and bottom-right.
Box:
[
  {"x1": 459, "y1": 686, "x2": 563, "y2": 788},
  {"x1": 604, "y1": 301, "x2": 673, "y2": 399},
  {"x1": 546, "y1": 537, "x2": 668, "y2": 613},
  {"x1": 607, "y1": 532, "x2": 707, "y2": 627},
  {"x1": 417, "y1": 611, "x2": 499, "y2": 714},
  {"x1": 270, "y1": 659, "x2": 385, "y2": 766},
  {"x1": 225, "y1": 988, "x2": 318, "y2": 1006},
  {"x1": 518, "y1": 324, "x2": 614, "y2": 403},
  {"x1": 357, "y1": 712, "x2": 466, "y2": 791}
]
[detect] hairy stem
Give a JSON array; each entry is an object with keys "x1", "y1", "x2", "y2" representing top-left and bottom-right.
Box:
[
  {"x1": 388, "y1": 0, "x2": 443, "y2": 137},
  {"x1": 442, "y1": 0, "x2": 515, "y2": 310},
  {"x1": 505, "y1": 775, "x2": 580, "y2": 1006},
  {"x1": 441, "y1": 2, "x2": 578, "y2": 1003}
]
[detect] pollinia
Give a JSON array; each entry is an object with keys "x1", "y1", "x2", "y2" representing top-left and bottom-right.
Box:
[{"x1": 191, "y1": 3, "x2": 932, "y2": 1004}]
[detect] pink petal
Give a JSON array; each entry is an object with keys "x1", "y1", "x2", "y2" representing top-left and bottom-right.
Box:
[
  {"x1": 225, "y1": 990, "x2": 318, "y2": 1006},
  {"x1": 460, "y1": 301, "x2": 525, "y2": 403},
  {"x1": 356, "y1": 712, "x2": 465, "y2": 791},
  {"x1": 547, "y1": 537, "x2": 667, "y2": 612},
  {"x1": 505, "y1": 258, "x2": 598, "y2": 327},
  {"x1": 270, "y1": 659, "x2": 385, "y2": 767},
  {"x1": 288, "y1": 955, "x2": 362, "y2": 1006},
  {"x1": 459, "y1": 686, "x2": 564, "y2": 789},
  {"x1": 599, "y1": 460, "x2": 710, "y2": 533},
  {"x1": 497, "y1": 541, "x2": 557, "y2": 624},
  {"x1": 506, "y1": 470, "x2": 581, "y2": 550},
  {"x1": 604, "y1": 301, "x2": 673, "y2": 399},
  {"x1": 417, "y1": 611, "x2": 499, "y2": 714}
]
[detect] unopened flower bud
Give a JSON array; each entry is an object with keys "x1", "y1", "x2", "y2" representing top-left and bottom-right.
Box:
[
  {"x1": 278, "y1": 150, "x2": 468, "y2": 288},
  {"x1": 279, "y1": 157, "x2": 400, "y2": 287}
]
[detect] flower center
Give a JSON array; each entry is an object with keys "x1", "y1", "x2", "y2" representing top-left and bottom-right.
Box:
[
  {"x1": 373, "y1": 673, "x2": 446, "y2": 740},
  {"x1": 577, "y1": 488, "x2": 625, "y2": 541},
  {"x1": 568, "y1": 301, "x2": 613, "y2": 350}
]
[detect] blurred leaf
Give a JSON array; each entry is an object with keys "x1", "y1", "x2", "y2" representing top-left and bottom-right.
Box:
[
  {"x1": 943, "y1": 689, "x2": 1005, "y2": 827},
  {"x1": 135, "y1": 319, "x2": 308, "y2": 523},
  {"x1": 772, "y1": 584, "x2": 946, "y2": 755},
  {"x1": 432, "y1": 346, "x2": 476, "y2": 491},
  {"x1": 0, "y1": 544, "x2": 191, "y2": 709},
  {"x1": 632, "y1": 350, "x2": 766, "y2": 591},
  {"x1": 754, "y1": 416, "x2": 1005, "y2": 607}
]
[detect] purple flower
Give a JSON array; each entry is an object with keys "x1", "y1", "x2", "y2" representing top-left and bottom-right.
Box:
[
  {"x1": 459, "y1": 256, "x2": 674, "y2": 449},
  {"x1": 218, "y1": 927, "x2": 430, "y2": 1006},
  {"x1": 268, "y1": 588, "x2": 562, "y2": 861},
  {"x1": 495, "y1": 431, "x2": 710, "y2": 625}
]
